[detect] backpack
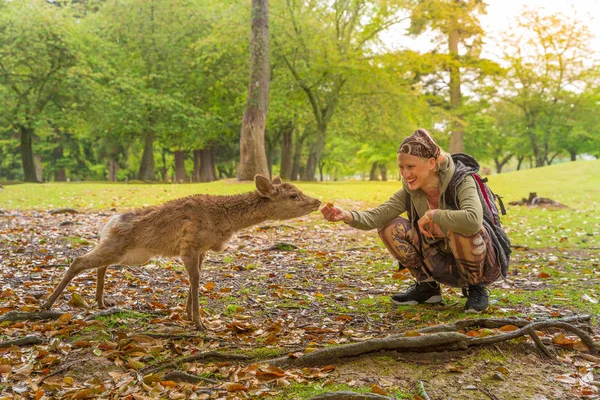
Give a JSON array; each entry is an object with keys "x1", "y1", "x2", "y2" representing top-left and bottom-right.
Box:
[{"x1": 446, "y1": 153, "x2": 512, "y2": 278}]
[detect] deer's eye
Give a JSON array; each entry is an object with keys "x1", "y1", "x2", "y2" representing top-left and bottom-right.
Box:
[{"x1": 290, "y1": 193, "x2": 298, "y2": 199}]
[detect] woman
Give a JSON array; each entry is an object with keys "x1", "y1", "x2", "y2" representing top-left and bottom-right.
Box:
[{"x1": 321, "y1": 129, "x2": 509, "y2": 312}]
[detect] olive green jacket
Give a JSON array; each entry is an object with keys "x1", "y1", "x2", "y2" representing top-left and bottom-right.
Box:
[{"x1": 348, "y1": 153, "x2": 483, "y2": 238}]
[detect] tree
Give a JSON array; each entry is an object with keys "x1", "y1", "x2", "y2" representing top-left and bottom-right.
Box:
[
  {"x1": 238, "y1": 0, "x2": 270, "y2": 180},
  {"x1": 407, "y1": 0, "x2": 488, "y2": 153},
  {"x1": 0, "y1": 1, "x2": 79, "y2": 181},
  {"x1": 500, "y1": 10, "x2": 598, "y2": 167},
  {"x1": 272, "y1": 0, "x2": 406, "y2": 180}
]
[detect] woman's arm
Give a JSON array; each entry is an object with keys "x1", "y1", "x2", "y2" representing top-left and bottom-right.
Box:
[{"x1": 431, "y1": 176, "x2": 483, "y2": 235}]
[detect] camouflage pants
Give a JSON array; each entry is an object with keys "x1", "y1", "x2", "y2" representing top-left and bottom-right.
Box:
[{"x1": 378, "y1": 217, "x2": 501, "y2": 288}]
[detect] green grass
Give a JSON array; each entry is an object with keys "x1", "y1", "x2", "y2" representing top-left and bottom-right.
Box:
[{"x1": 1, "y1": 159, "x2": 599, "y2": 248}]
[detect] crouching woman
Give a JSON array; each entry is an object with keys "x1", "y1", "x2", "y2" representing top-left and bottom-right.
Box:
[{"x1": 321, "y1": 129, "x2": 510, "y2": 312}]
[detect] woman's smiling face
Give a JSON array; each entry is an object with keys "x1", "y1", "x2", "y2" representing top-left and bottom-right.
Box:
[{"x1": 398, "y1": 153, "x2": 435, "y2": 191}]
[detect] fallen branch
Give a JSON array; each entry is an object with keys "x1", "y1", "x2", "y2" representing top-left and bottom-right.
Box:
[
  {"x1": 0, "y1": 310, "x2": 65, "y2": 323},
  {"x1": 0, "y1": 335, "x2": 44, "y2": 348},
  {"x1": 162, "y1": 371, "x2": 221, "y2": 385},
  {"x1": 266, "y1": 317, "x2": 598, "y2": 368},
  {"x1": 416, "y1": 315, "x2": 591, "y2": 333},
  {"x1": 308, "y1": 392, "x2": 396, "y2": 400},
  {"x1": 142, "y1": 351, "x2": 251, "y2": 375}
]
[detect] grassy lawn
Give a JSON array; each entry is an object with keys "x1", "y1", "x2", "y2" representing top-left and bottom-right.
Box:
[
  {"x1": 0, "y1": 160, "x2": 599, "y2": 399},
  {"x1": 2, "y1": 159, "x2": 599, "y2": 249}
]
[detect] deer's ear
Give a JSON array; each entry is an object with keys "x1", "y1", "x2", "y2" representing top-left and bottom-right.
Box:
[
  {"x1": 271, "y1": 176, "x2": 282, "y2": 185},
  {"x1": 255, "y1": 174, "x2": 275, "y2": 198}
]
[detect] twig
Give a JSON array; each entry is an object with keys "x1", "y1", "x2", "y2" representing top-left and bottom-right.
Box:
[
  {"x1": 162, "y1": 370, "x2": 221, "y2": 385},
  {"x1": 0, "y1": 335, "x2": 44, "y2": 348},
  {"x1": 0, "y1": 310, "x2": 65, "y2": 323},
  {"x1": 308, "y1": 392, "x2": 396, "y2": 400},
  {"x1": 480, "y1": 386, "x2": 500, "y2": 400},
  {"x1": 416, "y1": 381, "x2": 431, "y2": 400},
  {"x1": 142, "y1": 351, "x2": 251, "y2": 375}
]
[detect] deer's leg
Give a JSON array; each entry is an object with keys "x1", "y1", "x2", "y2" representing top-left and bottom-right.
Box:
[
  {"x1": 96, "y1": 266, "x2": 109, "y2": 309},
  {"x1": 186, "y1": 254, "x2": 204, "y2": 320},
  {"x1": 182, "y1": 252, "x2": 205, "y2": 330},
  {"x1": 41, "y1": 245, "x2": 120, "y2": 310}
]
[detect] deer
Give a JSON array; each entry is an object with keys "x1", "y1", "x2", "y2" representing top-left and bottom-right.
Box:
[{"x1": 41, "y1": 175, "x2": 321, "y2": 329}]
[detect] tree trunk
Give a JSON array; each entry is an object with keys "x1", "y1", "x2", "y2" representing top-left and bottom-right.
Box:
[
  {"x1": 210, "y1": 146, "x2": 218, "y2": 181},
  {"x1": 53, "y1": 145, "x2": 66, "y2": 182},
  {"x1": 34, "y1": 154, "x2": 43, "y2": 183},
  {"x1": 20, "y1": 125, "x2": 38, "y2": 182},
  {"x1": 291, "y1": 133, "x2": 305, "y2": 181},
  {"x1": 199, "y1": 146, "x2": 217, "y2": 182},
  {"x1": 108, "y1": 159, "x2": 118, "y2": 181},
  {"x1": 494, "y1": 153, "x2": 512, "y2": 174},
  {"x1": 174, "y1": 150, "x2": 187, "y2": 183},
  {"x1": 138, "y1": 131, "x2": 155, "y2": 181},
  {"x1": 516, "y1": 155, "x2": 524, "y2": 171},
  {"x1": 193, "y1": 150, "x2": 201, "y2": 182},
  {"x1": 448, "y1": 28, "x2": 464, "y2": 154},
  {"x1": 280, "y1": 123, "x2": 293, "y2": 180},
  {"x1": 369, "y1": 162, "x2": 378, "y2": 181},
  {"x1": 379, "y1": 163, "x2": 387, "y2": 181},
  {"x1": 238, "y1": 0, "x2": 270, "y2": 180},
  {"x1": 302, "y1": 134, "x2": 325, "y2": 181},
  {"x1": 569, "y1": 150, "x2": 577, "y2": 161}
]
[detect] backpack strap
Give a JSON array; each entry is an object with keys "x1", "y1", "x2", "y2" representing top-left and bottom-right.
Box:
[{"x1": 472, "y1": 174, "x2": 497, "y2": 225}]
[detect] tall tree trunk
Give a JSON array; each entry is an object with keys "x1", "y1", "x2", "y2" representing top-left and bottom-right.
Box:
[
  {"x1": 448, "y1": 28, "x2": 464, "y2": 154},
  {"x1": 199, "y1": 146, "x2": 217, "y2": 182},
  {"x1": 193, "y1": 149, "x2": 201, "y2": 182},
  {"x1": 108, "y1": 159, "x2": 118, "y2": 181},
  {"x1": 138, "y1": 131, "x2": 155, "y2": 181},
  {"x1": 210, "y1": 145, "x2": 218, "y2": 181},
  {"x1": 20, "y1": 125, "x2": 38, "y2": 182},
  {"x1": 34, "y1": 154, "x2": 43, "y2": 183},
  {"x1": 569, "y1": 150, "x2": 577, "y2": 161},
  {"x1": 369, "y1": 162, "x2": 378, "y2": 181},
  {"x1": 379, "y1": 163, "x2": 387, "y2": 181},
  {"x1": 280, "y1": 123, "x2": 294, "y2": 180},
  {"x1": 174, "y1": 150, "x2": 187, "y2": 183},
  {"x1": 302, "y1": 134, "x2": 325, "y2": 181},
  {"x1": 53, "y1": 145, "x2": 66, "y2": 182},
  {"x1": 291, "y1": 133, "x2": 305, "y2": 181},
  {"x1": 238, "y1": 0, "x2": 270, "y2": 180}
]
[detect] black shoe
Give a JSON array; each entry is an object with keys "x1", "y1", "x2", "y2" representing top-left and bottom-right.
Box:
[
  {"x1": 390, "y1": 282, "x2": 442, "y2": 306},
  {"x1": 464, "y1": 283, "x2": 489, "y2": 313}
]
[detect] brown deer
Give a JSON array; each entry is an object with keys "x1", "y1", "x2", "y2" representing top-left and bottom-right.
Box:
[{"x1": 41, "y1": 175, "x2": 321, "y2": 329}]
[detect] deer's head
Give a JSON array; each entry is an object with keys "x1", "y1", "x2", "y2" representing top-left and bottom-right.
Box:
[{"x1": 255, "y1": 174, "x2": 321, "y2": 220}]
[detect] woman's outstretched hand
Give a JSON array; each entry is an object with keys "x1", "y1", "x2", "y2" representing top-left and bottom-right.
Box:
[{"x1": 321, "y1": 203, "x2": 353, "y2": 223}]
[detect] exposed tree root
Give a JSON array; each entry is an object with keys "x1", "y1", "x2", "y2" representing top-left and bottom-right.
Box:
[
  {"x1": 415, "y1": 315, "x2": 591, "y2": 333},
  {"x1": 308, "y1": 392, "x2": 397, "y2": 400},
  {"x1": 161, "y1": 371, "x2": 221, "y2": 385},
  {"x1": 0, "y1": 335, "x2": 44, "y2": 348},
  {"x1": 0, "y1": 310, "x2": 65, "y2": 323},
  {"x1": 266, "y1": 316, "x2": 598, "y2": 368},
  {"x1": 142, "y1": 351, "x2": 251, "y2": 375}
]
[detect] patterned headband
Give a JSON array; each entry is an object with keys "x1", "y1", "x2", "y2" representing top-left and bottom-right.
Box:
[{"x1": 397, "y1": 129, "x2": 441, "y2": 159}]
